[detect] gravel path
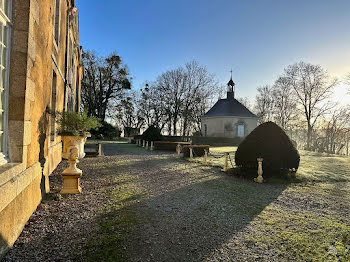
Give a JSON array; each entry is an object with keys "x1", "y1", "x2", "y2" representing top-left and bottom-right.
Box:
[{"x1": 3, "y1": 142, "x2": 349, "y2": 261}]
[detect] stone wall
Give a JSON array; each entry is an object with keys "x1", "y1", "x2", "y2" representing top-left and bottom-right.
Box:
[
  {"x1": 201, "y1": 116, "x2": 258, "y2": 138},
  {"x1": 0, "y1": 0, "x2": 82, "y2": 258}
]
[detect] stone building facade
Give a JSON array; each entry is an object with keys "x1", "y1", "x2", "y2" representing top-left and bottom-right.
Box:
[
  {"x1": 201, "y1": 76, "x2": 258, "y2": 138},
  {"x1": 0, "y1": 0, "x2": 83, "y2": 257}
]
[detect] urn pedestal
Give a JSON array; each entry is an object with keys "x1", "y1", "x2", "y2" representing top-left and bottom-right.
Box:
[
  {"x1": 254, "y1": 158, "x2": 264, "y2": 183},
  {"x1": 61, "y1": 135, "x2": 88, "y2": 194}
]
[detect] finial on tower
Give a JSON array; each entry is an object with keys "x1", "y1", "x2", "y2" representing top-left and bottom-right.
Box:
[{"x1": 227, "y1": 69, "x2": 235, "y2": 99}]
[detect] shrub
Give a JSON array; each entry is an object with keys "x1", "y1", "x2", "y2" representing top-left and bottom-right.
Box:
[
  {"x1": 235, "y1": 121, "x2": 300, "y2": 178},
  {"x1": 51, "y1": 110, "x2": 101, "y2": 136},
  {"x1": 142, "y1": 126, "x2": 163, "y2": 142},
  {"x1": 90, "y1": 121, "x2": 121, "y2": 139}
]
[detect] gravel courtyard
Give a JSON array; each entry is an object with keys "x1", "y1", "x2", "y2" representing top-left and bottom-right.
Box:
[{"x1": 3, "y1": 142, "x2": 349, "y2": 261}]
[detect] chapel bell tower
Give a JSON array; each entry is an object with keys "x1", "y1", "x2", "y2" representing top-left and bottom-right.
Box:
[{"x1": 227, "y1": 70, "x2": 235, "y2": 99}]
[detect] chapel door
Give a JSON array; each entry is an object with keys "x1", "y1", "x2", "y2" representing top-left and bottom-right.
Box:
[{"x1": 237, "y1": 125, "x2": 245, "y2": 137}]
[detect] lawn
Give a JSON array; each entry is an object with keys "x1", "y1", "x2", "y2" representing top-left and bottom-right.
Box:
[
  {"x1": 187, "y1": 146, "x2": 350, "y2": 261},
  {"x1": 193, "y1": 146, "x2": 350, "y2": 183},
  {"x1": 83, "y1": 143, "x2": 350, "y2": 261}
]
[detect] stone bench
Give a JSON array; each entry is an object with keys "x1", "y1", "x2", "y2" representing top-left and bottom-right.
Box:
[
  {"x1": 182, "y1": 145, "x2": 210, "y2": 157},
  {"x1": 153, "y1": 141, "x2": 191, "y2": 151},
  {"x1": 85, "y1": 143, "x2": 102, "y2": 157}
]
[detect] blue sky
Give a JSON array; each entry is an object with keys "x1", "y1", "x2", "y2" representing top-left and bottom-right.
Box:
[{"x1": 76, "y1": 0, "x2": 350, "y2": 103}]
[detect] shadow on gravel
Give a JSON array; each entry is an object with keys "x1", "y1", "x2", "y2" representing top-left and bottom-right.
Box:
[
  {"x1": 131, "y1": 181, "x2": 286, "y2": 262},
  {"x1": 0, "y1": 233, "x2": 9, "y2": 260},
  {"x1": 83, "y1": 153, "x2": 287, "y2": 262}
]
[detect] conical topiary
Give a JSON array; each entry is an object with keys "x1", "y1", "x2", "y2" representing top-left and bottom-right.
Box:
[{"x1": 235, "y1": 121, "x2": 300, "y2": 177}]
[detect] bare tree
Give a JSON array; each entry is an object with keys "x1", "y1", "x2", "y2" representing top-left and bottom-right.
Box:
[
  {"x1": 316, "y1": 106, "x2": 350, "y2": 154},
  {"x1": 283, "y1": 62, "x2": 337, "y2": 150},
  {"x1": 237, "y1": 97, "x2": 253, "y2": 111},
  {"x1": 345, "y1": 72, "x2": 350, "y2": 84},
  {"x1": 135, "y1": 61, "x2": 217, "y2": 136},
  {"x1": 254, "y1": 85, "x2": 274, "y2": 123},
  {"x1": 156, "y1": 68, "x2": 187, "y2": 135},
  {"x1": 271, "y1": 76, "x2": 297, "y2": 130},
  {"x1": 181, "y1": 61, "x2": 216, "y2": 136},
  {"x1": 345, "y1": 72, "x2": 350, "y2": 94}
]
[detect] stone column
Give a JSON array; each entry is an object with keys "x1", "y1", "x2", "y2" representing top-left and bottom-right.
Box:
[
  {"x1": 222, "y1": 152, "x2": 228, "y2": 172},
  {"x1": 61, "y1": 146, "x2": 82, "y2": 194},
  {"x1": 176, "y1": 144, "x2": 181, "y2": 158},
  {"x1": 203, "y1": 149, "x2": 208, "y2": 165},
  {"x1": 254, "y1": 158, "x2": 264, "y2": 183},
  {"x1": 96, "y1": 143, "x2": 102, "y2": 156}
]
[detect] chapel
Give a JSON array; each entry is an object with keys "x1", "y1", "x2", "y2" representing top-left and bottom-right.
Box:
[{"x1": 201, "y1": 74, "x2": 258, "y2": 138}]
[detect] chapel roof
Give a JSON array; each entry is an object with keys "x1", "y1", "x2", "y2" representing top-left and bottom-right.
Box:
[{"x1": 202, "y1": 97, "x2": 257, "y2": 118}]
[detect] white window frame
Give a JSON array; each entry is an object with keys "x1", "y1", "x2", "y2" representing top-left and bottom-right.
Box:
[
  {"x1": 237, "y1": 124, "x2": 245, "y2": 138},
  {"x1": 53, "y1": 0, "x2": 61, "y2": 50},
  {"x1": 50, "y1": 70, "x2": 58, "y2": 144},
  {"x1": 0, "y1": 0, "x2": 12, "y2": 165}
]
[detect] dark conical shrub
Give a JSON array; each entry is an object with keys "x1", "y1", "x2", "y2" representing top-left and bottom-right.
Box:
[
  {"x1": 235, "y1": 122, "x2": 300, "y2": 178},
  {"x1": 142, "y1": 126, "x2": 163, "y2": 142}
]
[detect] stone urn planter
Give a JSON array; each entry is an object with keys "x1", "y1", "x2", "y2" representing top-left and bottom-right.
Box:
[
  {"x1": 62, "y1": 135, "x2": 89, "y2": 160},
  {"x1": 47, "y1": 110, "x2": 101, "y2": 194},
  {"x1": 61, "y1": 134, "x2": 90, "y2": 194}
]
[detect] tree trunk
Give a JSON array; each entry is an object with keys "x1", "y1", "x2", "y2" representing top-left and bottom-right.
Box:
[
  {"x1": 307, "y1": 123, "x2": 312, "y2": 150},
  {"x1": 182, "y1": 117, "x2": 188, "y2": 137},
  {"x1": 167, "y1": 116, "x2": 172, "y2": 135},
  {"x1": 173, "y1": 118, "x2": 177, "y2": 136}
]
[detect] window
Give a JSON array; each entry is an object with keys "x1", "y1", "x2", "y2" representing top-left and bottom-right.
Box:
[
  {"x1": 75, "y1": 69, "x2": 79, "y2": 112},
  {"x1": 53, "y1": 0, "x2": 60, "y2": 46},
  {"x1": 204, "y1": 124, "x2": 207, "y2": 137},
  {"x1": 0, "y1": 0, "x2": 11, "y2": 164},
  {"x1": 237, "y1": 124, "x2": 245, "y2": 137},
  {"x1": 66, "y1": 34, "x2": 75, "y2": 112},
  {"x1": 50, "y1": 71, "x2": 57, "y2": 142}
]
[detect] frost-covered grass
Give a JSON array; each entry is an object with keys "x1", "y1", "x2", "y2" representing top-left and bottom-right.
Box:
[
  {"x1": 191, "y1": 146, "x2": 350, "y2": 183},
  {"x1": 83, "y1": 144, "x2": 350, "y2": 261}
]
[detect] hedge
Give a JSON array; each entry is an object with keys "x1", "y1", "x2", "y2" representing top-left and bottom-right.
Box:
[{"x1": 235, "y1": 121, "x2": 300, "y2": 178}]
